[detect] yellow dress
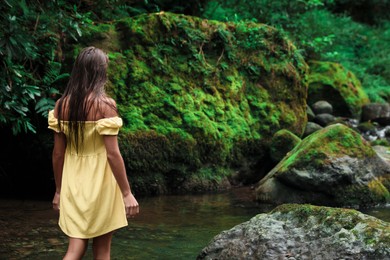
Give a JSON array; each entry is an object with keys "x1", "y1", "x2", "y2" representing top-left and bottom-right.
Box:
[{"x1": 48, "y1": 110, "x2": 128, "y2": 238}]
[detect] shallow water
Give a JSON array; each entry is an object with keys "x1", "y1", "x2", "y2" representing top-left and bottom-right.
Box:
[{"x1": 0, "y1": 188, "x2": 389, "y2": 259}]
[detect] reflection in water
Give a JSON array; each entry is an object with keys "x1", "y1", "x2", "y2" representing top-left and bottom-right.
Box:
[
  {"x1": 110, "y1": 188, "x2": 273, "y2": 260},
  {"x1": 0, "y1": 188, "x2": 389, "y2": 259}
]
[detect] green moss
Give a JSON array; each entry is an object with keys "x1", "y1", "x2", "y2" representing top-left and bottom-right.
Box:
[
  {"x1": 308, "y1": 61, "x2": 370, "y2": 118},
  {"x1": 333, "y1": 176, "x2": 390, "y2": 206},
  {"x1": 106, "y1": 52, "x2": 128, "y2": 96},
  {"x1": 80, "y1": 22, "x2": 122, "y2": 52},
  {"x1": 270, "y1": 129, "x2": 301, "y2": 162},
  {"x1": 272, "y1": 204, "x2": 363, "y2": 228},
  {"x1": 358, "y1": 121, "x2": 377, "y2": 133},
  {"x1": 371, "y1": 139, "x2": 390, "y2": 147},
  {"x1": 280, "y1": 124, "x2": 375, "y2": 171},
  {"x1": 368, "y1": 178, "x2": 390, "y2": 201},
  {"x1": 196, "y1": 166, "x2": 232, "y2": 182},
  {"x1": 272, "y1": 204, "x2": 390, "y2": 248},
  {"x1": 80, "y1": 12, "x2": 308, "y2": 192}
]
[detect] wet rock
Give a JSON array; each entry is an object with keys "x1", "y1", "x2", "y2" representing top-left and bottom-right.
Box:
[
  {"x1": 373, "y1": 145, "x2": 390, "y2": 164},
  {"x1": 386, "y1": 128, "x2": 390, "y2": 137},
  {"x1": 306, "y1": 105, "x2": 315, "y2": 121},
  {"x1": 361, "y1": 103, "x2": 390, "y2": 125},
  {"x1": 357, "y1": 121, "x2": 378, "y2": 134},
  {"x1": 312, "y1": 100, "x2": 333, "y2": 114},
  {"x1": 256, "y1": 124, "x2": 390, "y2": 207},
  {"x1": 314, "y1": 113, "x2": 336, "y2": 126},
  {"x1": 198, "y1": 204, "x2": 390, "y2": 260},
  {"x1": 269, "y1": 129, "x2": 301, "y2": 163},
  {"x1": 303, "y1": 122, "x2": 323, "y2": 137}
]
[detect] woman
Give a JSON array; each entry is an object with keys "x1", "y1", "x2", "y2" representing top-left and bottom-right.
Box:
[{"x1": 48, "y1": 46, "x2": 139, "y2": 259}]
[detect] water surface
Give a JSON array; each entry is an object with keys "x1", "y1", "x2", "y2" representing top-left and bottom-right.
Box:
[{"x1": 0, "y1": 188, "x2": 389, "y2": 259}]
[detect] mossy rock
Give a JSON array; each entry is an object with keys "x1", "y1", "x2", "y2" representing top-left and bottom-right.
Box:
[
  {"x1": 199, "y1": 204, "x2": 390, "y2": 259},
  {"x1": 256, "y1": 124, "x2": 390, "y2": 207},
  {"x1": 269, "y1": 129, "x2": 301, "y2": 163},
  {"x1": 307, "y1": 61, "x2": 370, "y2": 118},
  {"x1": 371, "y1": 139, "x2": 390, "y2": 147},
  {"x1": 78, "y1": 12, "x2": 308, "y2": 193}
]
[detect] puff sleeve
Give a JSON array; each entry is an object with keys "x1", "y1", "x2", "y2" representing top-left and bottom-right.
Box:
[
  {"x1": 96, "y1": 117, "x2": 123, "y2": 135},
  {"x1": 48, "y1": 110, "x2": 61, "y2": 133}
]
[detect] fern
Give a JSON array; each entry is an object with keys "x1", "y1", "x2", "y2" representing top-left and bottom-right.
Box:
[
  {"x1": 35, "y1": 97, "x2": 56, "y2": 117},
  {"x1": 35, "y1": 61, "x2": 67, "y2": 117}
]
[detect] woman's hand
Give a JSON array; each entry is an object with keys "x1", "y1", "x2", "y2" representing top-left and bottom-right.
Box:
[
  {"x1": 123, "y1": 193, "x2": 139, "y2": 218},
  {"x1": 52, "y1": 192, "x2": 60, "y2": 211}
]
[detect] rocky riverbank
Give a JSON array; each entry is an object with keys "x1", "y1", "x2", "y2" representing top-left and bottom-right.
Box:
[{"x1": 198, "y1": 204, "x2": 390, "y2": 260}]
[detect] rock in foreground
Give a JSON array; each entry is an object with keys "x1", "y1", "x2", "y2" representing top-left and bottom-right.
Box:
[{"x1": 198, "y1": 204, "x2": 390, "y2": 260}]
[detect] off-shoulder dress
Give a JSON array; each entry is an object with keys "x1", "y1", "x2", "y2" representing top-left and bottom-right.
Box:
[{"x1": 48, "y1": 110, "x2": 127, "y2": 238}]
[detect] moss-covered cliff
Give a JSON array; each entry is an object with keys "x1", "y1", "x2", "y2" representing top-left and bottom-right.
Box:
[{"x1": 77, "y1": 12, "x2": 308, "y2": 193}]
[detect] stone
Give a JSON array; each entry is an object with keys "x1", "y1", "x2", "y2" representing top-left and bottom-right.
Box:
[
  {"x1": 314, "y1": 113, "x2": 336, "y2": 126},
  {"x1": 256, "y1": 124, "x2": 390, "y2": 207},
  {"x1": 306, "y1": 105, "x2": 315, "y2": 121},
  {"x1": 361, "y1": 103, "x2": 390, "y2": 125},
  {"x1": 386, "y1": 128, "x2": 390, "y2": 137},
  {"x1": 311, "y1": 100, "x2": 333, "y2": 114},
  {"x1": 357, "y1": 121, "x2": 378, "y2": 134},
  {"x1": 307, "y1": 61, "x2": 370, "y2": 118},
  {"x1": 269, "y1": 129, "x2": 301, "y2": 163},
  {"x1": 198, "y1": 204, "x2": 390, "y2": 260},
  {"x1": 303, "y1": 122, "x2": 323, "y2": 137}
]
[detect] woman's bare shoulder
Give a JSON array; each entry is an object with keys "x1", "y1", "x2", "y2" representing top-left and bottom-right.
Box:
[
  {"x1": 100, "y1": 97, "x2": 118, "y2": 118},
  {"x1": 53, "y1": 99, "x2": 64, "y2": 118}
]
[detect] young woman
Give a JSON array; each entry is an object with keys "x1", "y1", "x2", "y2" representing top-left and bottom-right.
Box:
[{"x1": 48, "y1": 46, "x2": 139, "y2": 259}]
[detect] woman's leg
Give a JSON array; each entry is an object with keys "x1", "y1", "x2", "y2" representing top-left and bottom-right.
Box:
[
  {"x1": 63, "y1": 237, "x2": 88, "y2": 260},
  {"x1": 92, "y1": 231, "x2": 114, "y2": 260}
]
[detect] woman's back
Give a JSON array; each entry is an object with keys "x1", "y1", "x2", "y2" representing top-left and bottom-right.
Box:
[
  {"x1": 49, "y1": 97, "x2": 122, "y2": 155},
  {"x1": 49, "y1": 109, "x2": 121, "y2": 156}
]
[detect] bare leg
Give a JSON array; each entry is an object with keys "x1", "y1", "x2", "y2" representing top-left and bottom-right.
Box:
[
  {"x1": 92, "y1": 231, "x2": 114, "y2": 260},
  {"x1": 63, "y1": 237, "x2": 88, "y2": 260}
]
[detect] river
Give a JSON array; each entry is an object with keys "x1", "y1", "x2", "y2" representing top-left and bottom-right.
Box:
[{"x1": 0, "y1": 187, "x2": 389, "y2": 259}]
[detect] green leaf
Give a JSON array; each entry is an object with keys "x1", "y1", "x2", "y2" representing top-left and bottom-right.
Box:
[{"x1": 35, "y1": 97, "x2": 56, "y2": 116}]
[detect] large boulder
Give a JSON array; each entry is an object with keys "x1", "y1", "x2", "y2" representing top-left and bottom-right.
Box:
[
  {"x1": 307, "y1": 61, "x2": 370, "y2": 118},
  {"x1": 269, "y1": 129, "x2": 301, "y2": 163},
  {"x1": 77, "y1": 12, "x2": 308, "y2": 193},
  {"x1": 198, "y1": 204, "x2": 390, "y2": 260},
  {"x1": 256, "y1": 124, "x2": 390, "y2": 207},
  {"x1": 361, "y1": 103, "x2": 390, "y2": 125}
]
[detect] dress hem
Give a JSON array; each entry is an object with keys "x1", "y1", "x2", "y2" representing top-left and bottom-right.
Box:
[{"x1": 59, "y1": 222, "x2": 128, "y2": 239}]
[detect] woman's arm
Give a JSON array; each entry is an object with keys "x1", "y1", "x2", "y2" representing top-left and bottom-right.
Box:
[
  {"x1": 104, "y1": 135, "x2": 139, "y2": 217},
  {"x1": 52, "y1": 131, "x2": 66, "y2": 210}
]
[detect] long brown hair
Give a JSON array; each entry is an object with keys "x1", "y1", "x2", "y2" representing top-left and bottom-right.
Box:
[{"x1": 57, "y1": 46, "x2": 113, "y2": 152}]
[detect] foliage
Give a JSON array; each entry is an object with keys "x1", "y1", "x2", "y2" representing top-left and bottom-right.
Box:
[
  {"x1": 329, "y1": 0, "x2": 390, "y2": 25},
  {"x1": 70, "y1": 0, "x2": 208, "y2": 21},
  {"x1": 3, "y1": 0, "x2": 390, "y2": 135},
  {"x1": 200, "y1": 0, "x2": 390, "y2": 102},
  {"x1": 0, "y1": 0, "x2": 89, "y2": 134}
]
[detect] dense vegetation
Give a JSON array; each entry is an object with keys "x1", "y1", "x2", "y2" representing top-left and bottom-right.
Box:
[
  {"x1": 1, "y1": 0, "x2": 389, "y2": 135},
  {"x1": 201, "y1": 0, "x2": 390, "y2": 103}
]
